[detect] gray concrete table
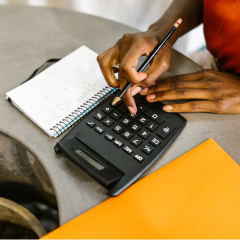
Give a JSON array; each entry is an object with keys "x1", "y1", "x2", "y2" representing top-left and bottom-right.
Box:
[{"x1": 1, "y1": 5, "x2": 240, "y2": 226}]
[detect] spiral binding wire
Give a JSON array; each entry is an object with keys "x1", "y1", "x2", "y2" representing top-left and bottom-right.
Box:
[{"x1": 50, "y1": 86, "x2": 117, "y2": 137}]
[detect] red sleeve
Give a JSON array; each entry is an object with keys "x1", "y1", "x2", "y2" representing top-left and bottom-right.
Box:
[{"x1": 204, "y1": 0, "x2": 240, "y2": 74}]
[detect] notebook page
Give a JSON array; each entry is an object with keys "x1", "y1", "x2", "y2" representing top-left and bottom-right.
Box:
[{"x1": 6, "y1": 45, "x2": 109, "y2": 137}]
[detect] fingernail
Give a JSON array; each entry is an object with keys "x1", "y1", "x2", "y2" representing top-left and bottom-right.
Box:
[
  {"x1": 131, "y1": 87, "x2": 142, "y2": 96},
  {"x1": 163, "y1": 105, "x2": 172, "y2": 111},
  {"x1": 140, "y1": 88, "x2": 148, "y2": 94},
  {"x1": 147, "y1": 94, "x2": 156, "y2": 100},
  {"x1": 128, "y1": 106, "x2": 136, "y2": 114}
]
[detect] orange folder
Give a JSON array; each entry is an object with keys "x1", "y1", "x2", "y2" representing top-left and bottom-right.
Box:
[{"x1": 43, "y1": 138, "x2": 240, "y2": 239}]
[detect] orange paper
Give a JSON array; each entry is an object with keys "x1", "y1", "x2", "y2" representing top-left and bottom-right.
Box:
[{"x1": 43, "y1": 139, "x2": 240, "y2": 239}]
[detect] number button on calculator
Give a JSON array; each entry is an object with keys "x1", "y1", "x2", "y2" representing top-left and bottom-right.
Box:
[
  {"x1": 113, "y1": 125, "x2": 124, "y2": 133},
  {"x1": 121, "y1": 118, "x2": 132, "y2": 126},
  {"x1": 121, "y1": 131, "x2": 133, "y2": 140},
  {"x1": 137, "y1": 116, "x2": 149, "y2": 125},
  {"x1": 94, "y1": 112, "x2": 105, "y2": 121},
  {"x1": 130, "y1": 123, "x2": 141, "y2": 133}
]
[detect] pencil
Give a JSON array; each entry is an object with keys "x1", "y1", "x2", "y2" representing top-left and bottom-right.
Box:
[{"x1": 112, "y1": 18, "x2": 183, "y2": 106}]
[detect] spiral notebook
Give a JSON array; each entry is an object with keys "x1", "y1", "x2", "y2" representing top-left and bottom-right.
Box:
[{"x1": 6, "y1": 45, "x2": 117, "y2": 137}]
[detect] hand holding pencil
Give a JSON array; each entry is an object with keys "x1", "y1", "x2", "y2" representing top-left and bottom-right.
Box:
[{"x1": 97, "y1": 18, "x2": 182, "y2": 114}]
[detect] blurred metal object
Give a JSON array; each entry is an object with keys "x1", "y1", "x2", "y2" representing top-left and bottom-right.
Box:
[{"x1": 0, "y1": 197, "x2": 47, "y2": 238}]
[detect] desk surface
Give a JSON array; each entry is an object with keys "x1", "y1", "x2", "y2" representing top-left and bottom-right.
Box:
[{"x1": 1, "y1": 5, "x2": 240, "y2": 225}]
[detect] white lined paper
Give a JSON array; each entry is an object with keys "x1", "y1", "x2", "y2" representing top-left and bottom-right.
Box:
[{"x1": 6, "y1": 46, "x2": 112, "y2": 137}]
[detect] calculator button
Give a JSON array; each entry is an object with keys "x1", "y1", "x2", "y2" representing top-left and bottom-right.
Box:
[
  {"x1": 118, "y1": 103, "x2": 128, "y2": 113},
  {"x1": 137, "y1": 116, "x2": 149, "y2": 125},
  {"x1": 102, "y1": 106, "x2": 113, "y2": 114},
  {"x1": 128, "y1": 113, "x2": 139, "y2": 119},
  {"x1": 138, "y1": 130, "x2": 151, "y2": 139},
  {"x1": 144, "y1": 110, "x2": 165, "y2": 125},
  {"x1": 150, "y1": 137, "x2": 162, "y2": 147},
  {"x1": 130, "y1": 138, "x2": 143, "y2": 147},
  {"x1": 123, "y1": 145, "x2": 133, "y2": 155},
  {"x1": 110, "y1": 111, "x2": 122, "y2": 120},
  {"x1": 134, "y1": 154, "x2": 145, "y2": 162},
  {"x1": 146, "y1": 122, "x2": 158, "y2": 132},
  {"x1": 94, "y1": 112, "x2": 106, "y2": 121},
  {"x1": 102, "y1": 118, "x2": 114, "y2": 127},
  {"x1": 121, "y1": 131, "x2": 133, "y2": 140},
  {"x1": 130, "y1": 123, "x2": 141, "y2": 133},
  {"x1": 121, "y1": 118, "x2": 132, "y2": 126},
  {"x1": 104, "y1": 133, "x2": 115, "y2": 141},
  {"x1": 86, "y1": 121, "x2": 96, "y2": 128},
  {"x1": 94, "y1": 126, "x2": 105, "y2": 134},
  {"x1": 113, "y1": 125, "x2": 124, "y2": 133},
  {"x1": 113, "y1": 139, "x2": 124, "y2": 148},
  {"x1": 141, "y1": 145, "x2": 154, "y2": 155},
  {"x1": 137, "y1": 103, "x2": 147, "y2": 113},
  {"x1": 157, "y1": 122, "x2": 176, "y2": 139}
]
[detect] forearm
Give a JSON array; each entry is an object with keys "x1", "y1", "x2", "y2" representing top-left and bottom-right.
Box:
[{"x1": 148, "y1": 0, "x2": 204, "y2": 45}]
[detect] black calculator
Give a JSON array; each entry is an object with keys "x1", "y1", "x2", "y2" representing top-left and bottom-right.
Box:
[{"x1": 55, "y1": 91, "x2": 186, "y2": 196}]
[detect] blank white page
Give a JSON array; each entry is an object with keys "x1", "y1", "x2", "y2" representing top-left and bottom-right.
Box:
[{"x1": 6, "y1": 45, "x2": 109, "y2": 137}]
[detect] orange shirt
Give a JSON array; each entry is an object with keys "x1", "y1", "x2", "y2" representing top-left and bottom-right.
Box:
[{"x1": 204, "y1": 0, "x2": 240, "y2": 74}]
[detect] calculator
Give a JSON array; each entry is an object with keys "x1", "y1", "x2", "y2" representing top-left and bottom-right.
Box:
[{"x1": 55, "y1": 91, "x2": 186, "y2": 196}]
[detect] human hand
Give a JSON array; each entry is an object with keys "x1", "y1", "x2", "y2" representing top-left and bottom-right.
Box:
[
  {"x1": 97, "y1": 30, "x2": 172, "y2": 114},
  {"x1": 140, "y1": 69, "x2": 240, "y2": 113}
]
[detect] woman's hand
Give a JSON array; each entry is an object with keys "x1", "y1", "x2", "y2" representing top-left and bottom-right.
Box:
[
  {"x1": 96, "y1": 0, "x2": 204, "y2": 114},
  {"x1": 139, "y1": 69, "x2": 240, "y2": 113},
  {"x1": 97, "y1": 30, "x2": 172, "y2": 114}
]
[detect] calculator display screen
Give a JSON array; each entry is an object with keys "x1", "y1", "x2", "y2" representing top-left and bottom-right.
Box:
[{"x1": 75, "y1": 149, "x2": 105, "y2": 170}]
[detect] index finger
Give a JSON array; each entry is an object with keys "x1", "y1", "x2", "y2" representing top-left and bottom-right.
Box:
[
  {"x1": 118, "y1": 37, "x2": 138, "y2": 114},
  {"x1": 119, "y1": 38, "x2": 154, "y2": 84},
  {"x1": 97, "y1": 44, "x2": 120, "y2": 88}
]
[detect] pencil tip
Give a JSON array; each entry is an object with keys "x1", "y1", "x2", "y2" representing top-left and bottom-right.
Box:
[{"x1": 112, "y1": 97, "x2": 121, "y2": 106}]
